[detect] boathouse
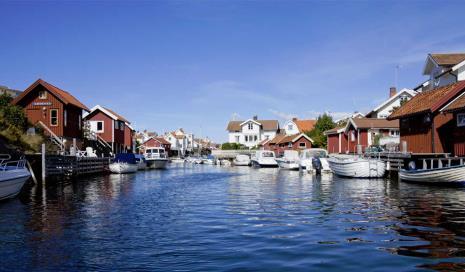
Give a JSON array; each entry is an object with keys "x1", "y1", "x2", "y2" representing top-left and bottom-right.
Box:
[
  {"x1": 325, "y1": 118, "x2": 399, "y2": 154},
  {"x1": 388, "y1": 81, "x2": 465, "y2": 155},
  {"x1": 83, "y1": 105, "x2": 134, "y2": 154},
  {"x1": 139, "y1": 137, "x2": 171, "y2": 154},
  {"x1": 12, "y1": 79, "x2": 89, "y2": 149}
]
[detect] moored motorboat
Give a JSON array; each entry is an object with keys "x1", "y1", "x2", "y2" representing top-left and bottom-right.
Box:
[
  {"x1": 144, "y1": 147, "x2": 169, "y2": 169},
  {"x1": 0, "y1": 156, "x2": 31, "y2": 201},
  {"x1": 327, "y1": 155, "x2": 385, "y2": 178},
  {"x1": 233, "y1": 154, "x2": 251, "y2": 166},
  {"x1": 251, "y1": 151, "x2": 278, "y2": 168},
  {"x1": 276, "y1": 150, "x2": 300, "y2": 170},
  {"x1": 399, "y1": 163, "x2": 465, "y2": 184},
  {"x1": 109, "y1": 153, "x2": 138, "y2": 174},
  {"x1": 299, "y1": 149, "x2": 331, "y2": 174},
  {"x1": 135, "y1": 154, "x2": 147, "y2": 170}
]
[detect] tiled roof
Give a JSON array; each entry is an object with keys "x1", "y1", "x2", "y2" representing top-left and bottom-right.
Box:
[
  {"x1": 155, "y1": 137, "x2": 171, "y2": 145},
  {"x1": 103, "y1": 107, "x2": 129, "y2": 123},
  {"x1": 389, "y1": 81, "x2": 465, "y2": 119},
  {"x1": 351, "y1": 118, "x2": 399, "y2": 129},
  {"x1": 442, "y1": 93, "x2": 465, "y2": 112},
  {"x1": 226, "y1": 119, "x2": 279, "y2": 131},
  {"x1": 324, "y1": 126, "x2": 344, "y2": 135},
  {"x1": 13, "y1": 79, "x2": 89, "y2": 111},
  {"x1": 268, "y1": 133, "x2": 286, "y2": 144},
  {"x1": 430, "y1": 53, "x2": 465, "y2": 66},
  {"x1": 294, "y1": 119, "x2": 316, "y2": 132}
]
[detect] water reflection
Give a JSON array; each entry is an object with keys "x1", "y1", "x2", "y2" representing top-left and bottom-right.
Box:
[{"x1": 0, "y1": 165, "x2": 465, "y2": 271}]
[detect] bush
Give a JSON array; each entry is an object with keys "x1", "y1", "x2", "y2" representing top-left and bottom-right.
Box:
[{"x1": 221, "y1": 143, "x2": 246, "y2": 150}]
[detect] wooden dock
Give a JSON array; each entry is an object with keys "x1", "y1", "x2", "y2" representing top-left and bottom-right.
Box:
[
  {"x1": 211, "y1": 150, "x2": 254, "y2": 159},
  {"x1": 45, "y1": 155, "x2": 110, "y2": 177}
]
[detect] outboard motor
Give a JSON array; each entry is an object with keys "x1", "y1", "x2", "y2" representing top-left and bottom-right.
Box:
[{"x1": 312, "y1": 157, "x2": 322, "y2": 175}]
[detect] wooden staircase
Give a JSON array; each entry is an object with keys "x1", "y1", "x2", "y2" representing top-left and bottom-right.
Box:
[
  {"x1": 36, "y1": 121, "x2": 65, "y2": 154},
  {"x1": 83, "y1": 121, "x2": 113, "y2": 156}
]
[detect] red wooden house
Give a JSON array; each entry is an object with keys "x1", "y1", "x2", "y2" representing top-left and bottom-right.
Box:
[
  {"x1": 83, "y1": 105, "x2": 134, "y2": 154},
  {"x1": 388, "y1": 81, "x2": 465, "y2": 155},
  {"x1": 264, "y1": 133, "x2": 313, "y2": 156},
  {"x1": 325, "y1": 118, "x2": 399, "y2": 154},
  {"x1": 139, "y1": 137, "x2": 171, "y2": 154},
  {"x1": 12, "y1": 79, "x2": 89, "y2": 149}
]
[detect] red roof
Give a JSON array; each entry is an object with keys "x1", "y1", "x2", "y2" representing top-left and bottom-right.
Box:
[
  {"x1": 388, "y1": 81, "x2": 465, "y2": 119},
  {"x1": 103, "y1": 106, "x2": 129, "y2": 123},
  {"x1": 12, "y1": 79, "x2": 89, "y2": 111},
  {"x1": 293, "y1": 119, "x2": 316, "y2": 132}
]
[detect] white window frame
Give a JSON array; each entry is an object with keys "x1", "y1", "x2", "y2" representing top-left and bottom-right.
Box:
[
  {"x1": 350, "y1": 131, "x2": 356, "y2": 141},
  {"x1": 96, "y1": 121, "x2": 104, "y2": 133},
  {"x1": 288, "y1": 142, "x2": 292, "y2": 148},
  {"x1": 288, "y1": 124, "x2": 293, "y2": 130},
  {"x1": 248, "y1": 123, "x2": 253, "y2": 130},
  {"x1": 38, "y1": 91, "x2": 47, "y2": 99},
  {"x1": 457, "y1": 113, "x2": 465, "y2": 127},
  {"x1": 299, "y1": 142, "x2": 306, "y2": 148},
  {"x1": 50, "y1": 109, "x2": 58, "y2": 126}
]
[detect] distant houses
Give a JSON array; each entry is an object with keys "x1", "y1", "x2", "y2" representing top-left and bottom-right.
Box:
[
  {"x1": 226, "y1": 116, "x2": 280, "y2": 148},
  {"x1": 139, "y1": 136, "x2": 171, "y2": 154},
  {"x1": 163, "y1": 128, "x2": 195, "y2": 157}
]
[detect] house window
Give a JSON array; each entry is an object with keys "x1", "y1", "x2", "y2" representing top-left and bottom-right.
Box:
[
  {"x1": 288, "y1": 124, "x2": 293, "y2": 130},
  {"x1": 457, "y1": 113, "x2": 465, "y2": 127},
  {"x1": 38, "y1": 91, "x2": 47, "y2": 99},
  {"x1": 96, "y1": 121, "x2": 104, "y2": 133},
  {"x1": 248, "y1": 123, "x2": 253, "y2": 130},
  {"x1": 120, "y1": 122, "x2": 125, "y2": 131},
  {"x1": 245, "y1": 135, "x2": 248, "y2": 142},
  {"x1": 350, "y1": 131, "x2": 356, "y2": 141},
  {"x1": 390, "y1": 130, "x2": 400, "y2": 136},
  {"x1": 265, "y1": 135, "x2": 269, "y2": 140},
  {"x1": 254, "y1": 135, "x2": 257, "y2": 141},
  {"x1": 288, "y1": 142, "x2": 292, "y2": 148},
  {"x1": 50, "y1": 109, "x2": 58, "y2": 126},
  {"x1": 64, "y1": 110, "x2": 67, "y2": 127},
  {"x1": 299, "y1": 142, "x2": 306, "y2": 148},
  {"x1": 235, "y1": 136, "x2": 240, "y2": 143}
]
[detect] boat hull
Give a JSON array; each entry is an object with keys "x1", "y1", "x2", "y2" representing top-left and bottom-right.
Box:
[
  {"x1": 328, "y1": 157, "x2": 385, "y2": 178},
  {"x1": 276, "y1": 159, "x2": 300, "y2": 170},
  {"x1": 399, "y1": 165, "x2": 465, "y2": 184},
  {"x1": 233, "y1": 160, "x2": 250, "y2": 166},
  {"x1": 146, "y1": 159, "x2": 169, "y2": 169},
  {"x1": 251, "y1": 159, "x2": 278, "y2": 168},
  {"x1": 0, "y1": 169, "x2": 31, "y2": 200},
  {"x1": 109, "y1": 163, "x2": 138, "y2": 174}
]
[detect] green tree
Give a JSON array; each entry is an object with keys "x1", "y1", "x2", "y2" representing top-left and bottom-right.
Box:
[
  {"x1": 305, "y1": 113, "x2": 335, "y2": 148},
  {"x1": 221, "y1": 142, "x2": 246, "y2": 150}
]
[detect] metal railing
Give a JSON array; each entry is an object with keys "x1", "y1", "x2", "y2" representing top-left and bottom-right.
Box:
[{"x1": 0, "y1": 155, "x2": 27, "y2": 171}]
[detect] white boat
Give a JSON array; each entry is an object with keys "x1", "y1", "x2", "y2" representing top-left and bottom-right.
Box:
[
  {"x1": 109, "y1": 153, "x2": 138, "y2": 174},
  {"x1": 144, "y1": 147, "x2": 169, "y2": 169},
  {"x1": 233, "y1": 154, "x2": 251, "y2": 166},
  {"x1": 202, "y1": 156, "x2": 216, "y2": 165},
  {"x1": 327, "y1": 155, "x2": 385, "y2": 178},
  {"x1": 220, "y1": 159, "x2": 231, "y2": 166},
  {"x1": 399, "y1": 164, "x2": 465, "y2": 184},
  {"x1": 135, "y1": 154, "x2": 147, "y2": 170},
  {"x1": 300, "y1": 148, "x2": 331, "y2": 173},
  {"x1": 276, "y1": 150, "x2": 300, "y2": 170},
  {"x1": 0, "y1": 156, "x2": 31, "y2": 201},
  {"x1": 251, "y1": 151, "x2": 278, "y2": 168}
]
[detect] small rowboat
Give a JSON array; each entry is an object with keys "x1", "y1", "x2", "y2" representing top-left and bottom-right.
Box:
[
  {"x1": 328, "y1": 155, "x2": 385, "y2": 178},
  {"x1": 399, "y1": 164, "x2": 465, "y2": 184}
]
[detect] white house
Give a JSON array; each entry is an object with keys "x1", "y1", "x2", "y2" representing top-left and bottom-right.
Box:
[
  {"x1": 226, "y1": 116, "x2": 279, "y2": 148},
  {"x1": 282, "y1": 118, "x2": 316, "y2": 135},
  {"x1": 163, "y1": 128, "x2": 195, "y2": 156},
  {"x1": 366, "y1": 87, "x2": 417, "y2": 119},
  {"x1": 423, "y1": 53, "x2": 465, "y2": 90}
]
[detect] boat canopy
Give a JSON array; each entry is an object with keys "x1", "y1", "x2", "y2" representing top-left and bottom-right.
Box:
[{"x1": 114, "y1": 153, "x2": 137, "y2": 164}]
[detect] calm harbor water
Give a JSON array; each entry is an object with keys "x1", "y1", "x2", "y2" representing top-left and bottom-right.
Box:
[{"x1": 2, "y1": 165, "x2": 465, "y2": 271}]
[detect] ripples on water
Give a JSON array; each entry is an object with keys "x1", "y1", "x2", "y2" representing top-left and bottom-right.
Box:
[{"x1": 1, "y1": 165, "x2": 465, "y2": 271}]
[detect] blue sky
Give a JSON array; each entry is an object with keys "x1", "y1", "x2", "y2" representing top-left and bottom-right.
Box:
[{"x1": 1, "y1": 1, "x2": 465, "y2": 142}]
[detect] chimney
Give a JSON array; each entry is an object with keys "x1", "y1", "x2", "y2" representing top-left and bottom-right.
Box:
[
  {"x1": 389, "y1": 87, "x2": 397, "y2": 98},
  {"x1": 253, "y1": 115, "x2": 258, "y2": 120},
  {"x1": 292, "y1": 117, "x2": 298, "y2": 121}
]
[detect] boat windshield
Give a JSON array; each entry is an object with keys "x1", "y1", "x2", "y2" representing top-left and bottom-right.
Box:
[{"x1": 262, "y1": 152, "x2": 274, "y2": 157}]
